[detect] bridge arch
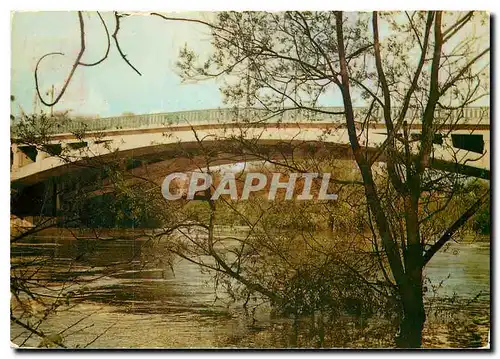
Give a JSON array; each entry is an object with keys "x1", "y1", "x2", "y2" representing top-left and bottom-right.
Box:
[
  {"x1": 11, "y1": 117, "x2": 490, "y2": 186},
  {"x1": 10, "y1": 114, "x2": 490, "y2": 218}
]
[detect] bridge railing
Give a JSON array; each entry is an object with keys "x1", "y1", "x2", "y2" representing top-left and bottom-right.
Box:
[{"x1": 11, "y1": 106, "x2": 489, "y2": 136}]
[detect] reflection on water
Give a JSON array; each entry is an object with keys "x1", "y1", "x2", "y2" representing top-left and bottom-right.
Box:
[{"x1": 11, "y1": 235, "x2": 490, "y2": 348}]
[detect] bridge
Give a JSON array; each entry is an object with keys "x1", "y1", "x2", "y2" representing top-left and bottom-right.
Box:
[{"x1": 11, "y1": 106, "x2": 490, "y2": 186}]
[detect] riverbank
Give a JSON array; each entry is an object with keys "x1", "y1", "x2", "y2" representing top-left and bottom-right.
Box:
[{"x1": 11, "y1": 221, "x2": 251, "y2": 240}]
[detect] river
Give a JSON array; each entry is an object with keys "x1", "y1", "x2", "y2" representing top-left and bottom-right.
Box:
[{"x1": 10, "y1": 233, "x2": 490, "y2": 348}]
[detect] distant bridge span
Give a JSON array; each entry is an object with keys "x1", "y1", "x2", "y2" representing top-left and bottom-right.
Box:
[{"x1": 11, "y1": 107, "x2": 490, "y2": 186}]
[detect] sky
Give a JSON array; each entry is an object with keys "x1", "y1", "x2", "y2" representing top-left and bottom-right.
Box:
[
  {"x1": 11, "y1": 11, "x2": 225, "y2": 117},
  {"x1": 11, "y1": 11, "x2": 489, "y2": 118}
]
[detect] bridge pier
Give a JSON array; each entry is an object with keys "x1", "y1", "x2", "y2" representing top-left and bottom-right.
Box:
[
  {"x1": 51, "y1": 179, "x2": 62, "y2": 216},
  {"x1": 36, "y1": 148, "x2": 48, "y2": 167},
  {"x1": 11, "y1": 144, "x2": 22, "y2": 170}
]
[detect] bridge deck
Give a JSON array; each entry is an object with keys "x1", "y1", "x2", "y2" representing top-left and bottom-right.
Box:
[
  {"x1": 11, "y1": 106, "x2": 489, "y2": 136},
  {"x1": 10, "y1": 107, "x2": 490, "y2": 184}
]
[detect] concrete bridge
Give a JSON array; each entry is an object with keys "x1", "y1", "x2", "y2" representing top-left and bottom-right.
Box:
[{"x1": 11, "y1": 106, "x2": 490, "y2": 187}]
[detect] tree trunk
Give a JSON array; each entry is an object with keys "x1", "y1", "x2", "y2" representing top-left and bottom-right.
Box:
[{"x1": 396, "y1": 271, "x2": 426, "y2": 348}]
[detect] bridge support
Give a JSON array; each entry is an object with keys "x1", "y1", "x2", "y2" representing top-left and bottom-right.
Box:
[
  {"x1": 11, "y1": 144, "x2": 22, "y2": 170},
  {"x1": 51, "y1": 180, "x2": 61, "y2": 216},
  {"x1": 36, "y1": 148, "x2": 48, "y2": 167}
]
